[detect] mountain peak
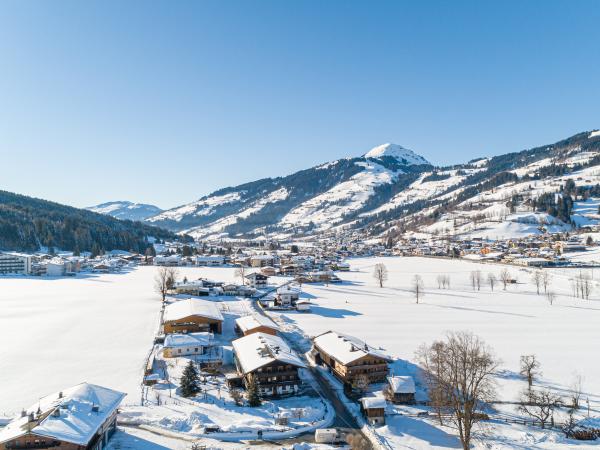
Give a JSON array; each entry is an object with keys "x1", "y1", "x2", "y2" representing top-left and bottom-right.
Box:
[{"x1": 364, "y1": 143, "x2": 430, "y2": 165}]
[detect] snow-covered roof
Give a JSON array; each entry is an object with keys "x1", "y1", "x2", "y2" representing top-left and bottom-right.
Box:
[
  {"x1": 277, "y1": 285, "x2": 300, "y2": 295},
  {"x1": 164, "y1": 332, "x2": 213, "y2": 348},
  {"x1": 235, "y1": 314, "x2": 279, "y2": 333},
  {"x1": 313, "y1": 330, "x2": 392, "y2": 365},
  {"x1": 232, "y1": 332, "x2": 305, "y2": 374},
  {"x1": 163, "y1": 298, "x2": 224, "y2": 322},
  {"x1": 360, "y1": 396, "x2": 387, "y2": 409},
  {"x1": 387, "y1": 376, "x2": 416, "y2": 394},
  {"x1": 0, "y1": 383, "x2": 125, "y2": 446}
]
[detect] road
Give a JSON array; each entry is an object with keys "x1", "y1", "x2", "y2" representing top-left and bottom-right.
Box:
[{"x1": 251, "y1": 296, "x2": 373, "y2": 449}]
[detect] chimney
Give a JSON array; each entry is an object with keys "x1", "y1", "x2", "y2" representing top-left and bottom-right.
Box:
[
  {"x1": 20, "y1": 409, "x2": 26, "y2": 418},
  {"x1": 91, "y1": 405, "x2": 99, "y2": 413},
  {"x1": 58, "y1": 391, "x2": 63, "y2": 399},
  {"x1": 28, "y1": 412, "x2": 35, "y2": 423},
  {"x1": 52, "y1": 408, "x2": 60, "y2": 418}
]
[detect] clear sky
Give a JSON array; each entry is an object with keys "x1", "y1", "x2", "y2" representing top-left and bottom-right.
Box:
[{"x1": 0, "y1": 1, "x2": 599, "y2": 209}]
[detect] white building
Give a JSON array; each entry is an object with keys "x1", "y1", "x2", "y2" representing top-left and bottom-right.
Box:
[
  {"x1": 0, "y1": 252, "x2": 31, "y2": 275},
  {"x1": 46, "y1": 258, "x2": 67, "y2": 277},
  {"x1": 163, "y1": 332, "x2": 220, "y2": 362},
  {"x1": 276, "y1": 285, "x2": 300, "y2": 307}
]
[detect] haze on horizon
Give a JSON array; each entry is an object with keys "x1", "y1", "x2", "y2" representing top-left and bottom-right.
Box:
[{"x1": 0, "y1": 0, "x2": 599, "y2": 210}]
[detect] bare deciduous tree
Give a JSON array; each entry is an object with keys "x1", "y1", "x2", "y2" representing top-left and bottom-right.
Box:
[
  {"x1": 519, "y1": 354, "x2": 541, "y2": 390},
  {"x1": 500, "y1": 269, "x2": 512, "y2": 290},
  {"x1": 443, "y1": 275, "x2": 450, "y2": 289},
  {"x1": 569, "y1": 373, "x2": 584, "y2": 410},
  {"x1": 580, "y1": 271, "x2": 593, "y2": 300},
  {"x1": 154, "y1": 267, "x2": 173, "y2": 303},
  {"x1": 470, "y1": 271, "x2": 477, "y2": 291},
  {"x1": 546, "y1": 291, "x2": 556, "y2": 306},
  {"x1": 412, "y1": 275, "x2": 424, "y2": 304},
  {"x1": 417, "y1": 331, "x2": 499, "y2": 450},
  {"x1": 230, "y1": 388, "x2": 244, "y2": 406},
  {"x1": 518, "y1": 389, "x2": 562, "y2": 429},
  {"x1": 531, "y1": 271, "x2": 543, "y2": 295},
  {"x1": 542, "y1": 271, "x2": 551, "y2": 294},
  {"x1": 437, "y1": 274, "x2": 444, "y2": 289},
  {"x1": 234, "y1": 264, "x2": 246, "y2": 285},
  {"x1": 470, "y1": 271, "x2": 482, "y2": 291},
  {"x1": 487, "y1": 273, "x2": 497, "y2": 291},
  {"x1": 373, "y1": 263, "x2": 388, "y2": 288}
]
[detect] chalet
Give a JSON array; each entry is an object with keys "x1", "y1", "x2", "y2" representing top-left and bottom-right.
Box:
[
  {"x1": 235, "y1": 314, "x2": 279, "y2": 336},
  {"x1": 194, "y1": 255, "x2": 225, "y2": 266},
  {"x1": 306, "y1": 270, "x2": 342, "y2": 283},
  {"x1": 154, "y1": 255, "x2": 182, "y2": 266},
  {"x1": 280, "y1": 264, "x2": 299, "y2": 276},
  {"x1": 163, "y1": 332, "x2": 212, "y2": 357},
  {"x1": 173, "y1": 280, "x2": 210, "y2": 296},
  {"x1": 386, "y1": 376, "x2": 416, "y2": 404},
  {"x1": 276, "y1": 285, "x2": 300, "y2": 307},
  {"x1": 0, "y1": 383, "x2": 125, "y2": 450},
  {"x1": 296, "y1": 299, "x2": 311, "y2": 312},
  {"x1": 245, "y1": 272, "x2": 268, "y2": 289},
  {"x1": 163, "y1": 332, "x2": 222, "y2": 366},
  {"x1": 250, "y1": 255, "x2": 274, "y2": 268},
  {"x1": 222, "y1": 283, "x2": 255, "y2": 297},
  {"x1": 311, "y1": 331, "x2": 392, "y2": 386},
  {"x1": 232, "y1": 332, "x2": 306, "y2": 397},
  {"x1": 260, "y1": 266, "x2": 277, "y2": 277},
  {"x1": 163, "y1": 298, "x2": 224, "y2": 334},
  {"x1": 360, "y1": 397, "x2": 386, "y2": 425}
]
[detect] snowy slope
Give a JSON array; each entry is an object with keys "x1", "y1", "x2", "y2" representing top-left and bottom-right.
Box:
[
  {"x1": 143, "y1": 130, "x2": 600, "y2": 241},
  {"x1": 87, "y1": 201, "x2": 163, "y2": 221},
  {"x1": 280, "y1": 160, "x2": 403, "y2": 231},
  {"x1": 147, "y1": 143, "x2": 432, "y2": 238}
]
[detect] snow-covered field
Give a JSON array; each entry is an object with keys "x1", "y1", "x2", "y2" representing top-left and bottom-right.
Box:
[
  {"x1": 3, "y1": 259, "x2": 600, "y2": 448},
  {"x1": 0, "y1": 266, "x2": 240, "y2": 415},
  {"x1": 270, "y1": 257, "x2": 600, "y2": 407}
]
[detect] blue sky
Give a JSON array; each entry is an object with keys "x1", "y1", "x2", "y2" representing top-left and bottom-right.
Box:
[{"x1": 0, "y1": 1, "x2": 599, "y2": 209}]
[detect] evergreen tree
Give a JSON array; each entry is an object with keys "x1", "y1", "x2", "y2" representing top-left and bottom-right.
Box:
[
  {"x1": 246, "y1": 373, "x2": 261, "y2": 407},
  {"x1": 180, "y1": 361, "x2": 200, "y2": 398}
]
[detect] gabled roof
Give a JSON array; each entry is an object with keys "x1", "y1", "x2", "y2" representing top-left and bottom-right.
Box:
[
  {"x1": 232, "y1": 332, "x2": 305, "y2": 374},
  {"x1": 0, "y1": 383, "x2": 125, "y2": 446},
  {"x1": 235, "y1": 314, "x2": 279, "y2": 333},
  {"x1": 360, "y1": 396, "x2": 387, "y2": 409},
  {"x1": 163, "y1": 298, "x2": 224, "y2": 322},
  {"x1": 313, "y1": 331, "x2": 392, "y2": 365},
  {"x1": 387, "y1": 376, "x2": 416, "y2": 394}
]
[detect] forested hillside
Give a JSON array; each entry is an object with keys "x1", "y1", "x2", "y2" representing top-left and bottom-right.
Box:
[{"x1": 0, "y1": 190, "x2": 184, "y2": 253}]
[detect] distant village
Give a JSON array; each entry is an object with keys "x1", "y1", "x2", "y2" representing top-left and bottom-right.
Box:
[{"x1": 1, "y1": 226, "x2": 599, "y2": 280}]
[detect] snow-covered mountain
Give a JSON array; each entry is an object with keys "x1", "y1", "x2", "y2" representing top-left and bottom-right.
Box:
[
  {"x1": 87, "y1": 201, "x2": 163, "y2": 221},
  {"x1": 146, "y1": 143, "x2": 432, "y2": 238},
  {"x1": 145, "y1": 131, "x2": 600, "y2": 241}
]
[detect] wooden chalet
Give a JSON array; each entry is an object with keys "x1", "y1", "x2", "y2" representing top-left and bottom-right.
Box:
[
  {"x1": 232, "y1": 332, "x2": 306, "y2": 397},
  {"x1": 163, "y1": 298, "x2": 224, "y2": 334},
  {"x1": 311, "y1": 331, "x2": 392, "y2": 386},
  {"x1": 0, "y1": 383, "x2": 125, "y2": 450}
]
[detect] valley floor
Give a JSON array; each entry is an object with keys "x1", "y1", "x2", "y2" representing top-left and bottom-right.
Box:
[{"x1": 1, "y1": 258, "x2": 600, "y2": 448}]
